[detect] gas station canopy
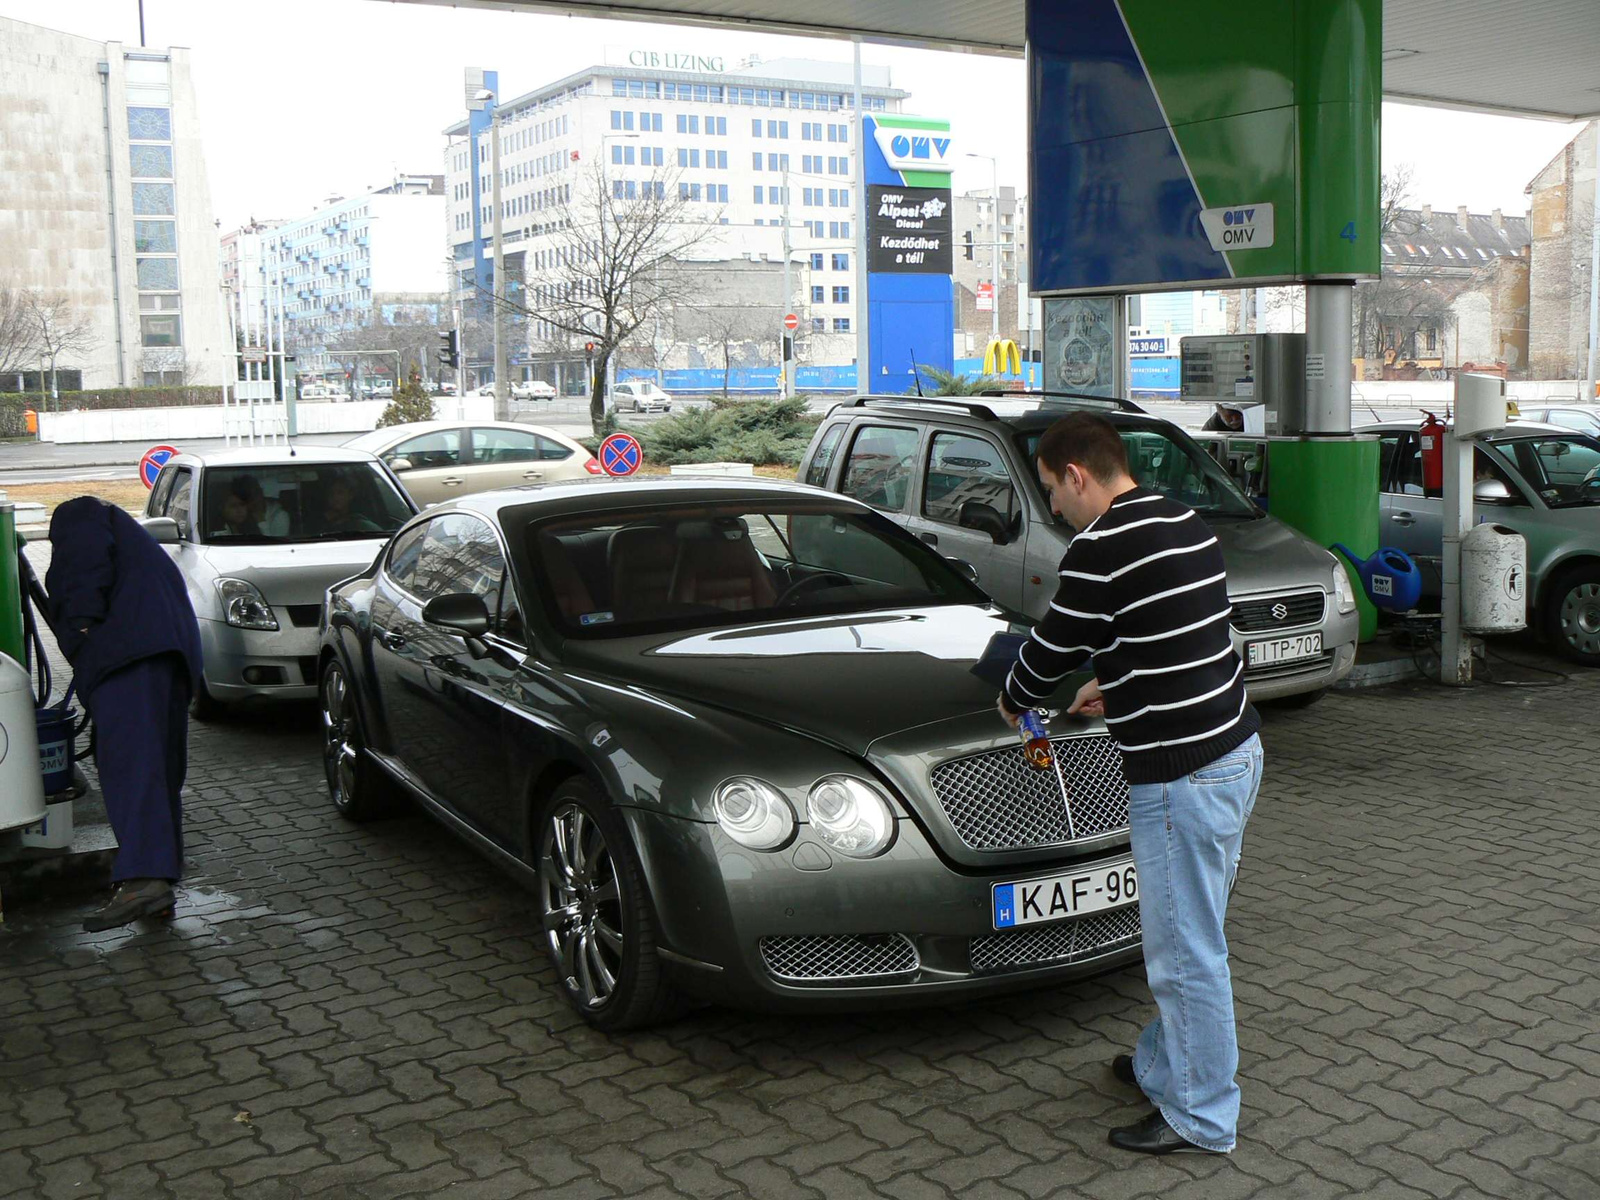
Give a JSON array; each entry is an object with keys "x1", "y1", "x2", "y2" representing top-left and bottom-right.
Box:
[{"x1": 403, "y1": 0, "x2": 1600, "y2": 121}]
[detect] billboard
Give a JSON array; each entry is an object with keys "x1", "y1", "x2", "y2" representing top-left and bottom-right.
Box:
[
  {"x1": 868, "y1": 186, "x2": 953, "y2": 274},
  {"x1": 1027, "y1": 0, "x2": 1381, "y2": 295}
]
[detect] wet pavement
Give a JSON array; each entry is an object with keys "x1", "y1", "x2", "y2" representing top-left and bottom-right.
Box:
[{"x1": 2, "y1": 622, "x2": 1598, "y2": 1198}]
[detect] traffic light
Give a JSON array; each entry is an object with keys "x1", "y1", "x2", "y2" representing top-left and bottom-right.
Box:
[
  {"x1": 963, "y1": 230, "x2": 974, "y2": 262},
  {"x1": 437, "y1": 330, "x2": 459, "y2": 371}
]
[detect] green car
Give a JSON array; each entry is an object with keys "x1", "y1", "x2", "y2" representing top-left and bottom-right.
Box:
[{"x1": 319, "y1": 479, "x2": 1142, "y2": 1029}]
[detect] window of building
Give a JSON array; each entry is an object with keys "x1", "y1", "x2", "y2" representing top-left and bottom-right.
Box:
[
  {"x1": 753, "y1": 186, "x2": 763, "y2": 205},
  {"x1": 138, "y1": 293, "x2": 180, "y2": 312},
  {"x1": 612, "y1": 145, "x2": 636, "y2": 165},
  {"x1": 801, "y1": 122, "x2": 822, "y2": 141},
  {"x1": 832, "y1": 286, "x2": 850, "y2": 303},
  {"x1": 809, "y1": 253, "x2": 824, "y2": 270},
  {"x1": 811, "y1": 285, "x2": 825, "y2": 303},
  {"x1": 768, "y1": 186, "x2": 786, "y2": 204},
  {"x1": 680, "y1": 182, "x2": 702, "y2": 201},
  {"x1": 129, "y1": 144, "x2": 173, "y2": 179},
  {"x1": 131, "y1": 182, "x2": 175, "y2": 215},
  {"x1": 828, "y1": 221, "x2": 850, "y2": 239},
  {"x1": 711, "y1": 183, "x2": 729, "y2": 203},
  {"x1": 127, "y1": 106, "x2": 171, "y2": 140},
  {"x1": 139, "y1": 313, "x2": 182, "y2": 347},
  {"x1": 832, "y1": 253, "x2": 849, "y2": 271},
  {"x1": 136, "y1": 257, "x2": 179, "y2": 290},
  {"x1": 811, "y1": 317, "x2": 825, "y2": 332},
  {"x1": 134, "y1": 220, "x2": 177, "y2": 254},
  {"x1": 678, "y1": 148, "x2": 701, "y2": 168},
  {"x1": 833, "y1": 318, "x2": 851, "y2": 333},
  {"x1": 707, "y1": 116, "x2": 726, "y2": 135},
  {"x1": 768, "y1": 120, "x2": 789, "y2": 138},
  {"x1": 610, "y1": 110, "x2": 635, "y2": 131},
  {"x1": 752, "y1": 119, "x2": 763, "y2": 137},
  {"x1": 708, "y1": 149, "x2": 727, "y2": 169}
]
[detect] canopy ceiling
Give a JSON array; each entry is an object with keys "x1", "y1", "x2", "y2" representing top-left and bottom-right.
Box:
[{"x1": 400, "y1": 0, "x2": 1600, "y2": 121}]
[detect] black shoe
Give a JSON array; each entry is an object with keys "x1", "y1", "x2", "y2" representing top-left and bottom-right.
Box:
[
  {"x1": 83, "y1": 879, "x2": 175, "y2": 932},
  {"x1": 1112, "y1": 1054, "x2": 1138, "y2": 1087},
  {"x1": 1107, "y1": 1110, "x2": 1226, "y2": 1156}
]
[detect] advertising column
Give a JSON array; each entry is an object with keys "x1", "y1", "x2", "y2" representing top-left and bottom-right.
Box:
[{"x1": 863, "y1": 115, "x2": 956, "y2": 390}]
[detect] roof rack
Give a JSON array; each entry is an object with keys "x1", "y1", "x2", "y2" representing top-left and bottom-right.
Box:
[
  {"x1": 973, "y1": 388, "x2": 1147, "y2": 414},
  {"x1": 845, "y1": 395, "x2": 1001, "y2": 421}
]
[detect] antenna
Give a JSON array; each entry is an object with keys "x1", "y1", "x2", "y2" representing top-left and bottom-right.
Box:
[{"x1": 910, "y1": 351, "x2": 925, "y2": 398}]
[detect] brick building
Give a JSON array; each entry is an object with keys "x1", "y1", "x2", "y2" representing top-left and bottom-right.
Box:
[{"x1": 1526, "y1": 120, "x2": 1598, "y2": 381}]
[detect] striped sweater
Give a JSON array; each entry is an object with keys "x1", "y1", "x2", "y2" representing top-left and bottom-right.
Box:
[{"x1": 1002, "y1": 486, "x2": 1259, "y2": 784}]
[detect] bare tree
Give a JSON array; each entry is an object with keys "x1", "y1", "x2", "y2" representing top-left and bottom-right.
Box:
[
  {"x1": 26, "y1": 292, "x2": 98, "y2": 405},
  {"x1": 0, "y1": 287, "x2": 41, "y2": 385},
  {"x1": 329, "y1": 303, "x2": 451, "y2": 388},
  {"x1": 496, "y1": 160, "x2": 719, "y2": 426},
  {"x1": 1353, "y1": 166, "x2": 1467, "y2": 369}
]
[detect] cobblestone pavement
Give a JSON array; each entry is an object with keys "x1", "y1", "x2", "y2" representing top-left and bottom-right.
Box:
[{"x1": 3, "y1": 640, "x2": 1599, "y2": 1199}]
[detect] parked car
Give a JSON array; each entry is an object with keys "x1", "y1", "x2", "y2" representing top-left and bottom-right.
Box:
[
  {"x1": 300, "y1": 383, "x2": 347, "y2": 402},
  {"x1": 363, "y1": 379, "x2": 394, "y2": 400},
  {"x1": 319, "y1": 478, "x2": 1143, "y2": 1028},
  {"x1": 613, "y1": 380, "x2": 673, "y2": 413},
  {"x1": 344, "y1": 419, "x2": 601, "y2": 506},
  {"x1": 1512, "y1": 403, "x2": 1600, "y2": 439},
  {"x1": 798, "y1": 395, "x2": 1360, "y2": 706},
  {"x1": 1358, "y1": 419, "x2": 1600, "y2": 664},
  {"x1": 140, "y1": 447, "x2": 417, "y2": 717},
  {"x1": 511, "y1": 379, "x2": 558, "y2": 401}
]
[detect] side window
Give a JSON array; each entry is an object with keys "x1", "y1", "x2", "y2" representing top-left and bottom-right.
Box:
[
  {"x1": 148, "y1": 464, "x2": 178, "y2": 516},
  {"x1": 1549, "y1": 410, "x2": 1589, "y2": 433},
  {"x1": 167, "y1": 469, "x2": 194, "y2": 537},
  {"x1": 1395, "y1": 433, "x2": 1426, "y2": 496},
  {"x1": 923, "y1": 432, "x2": 1018, "y2": 528},
  {"x1": 385, "y1": 523, "x2": 428, "y2": 592},
  {"x1": 839, "y1": 425, "x2": 919, "y2": 512},
  {"x1": 409, "y1": 513, "x2": 506, "y2": 604},
  {"x1": 536, "y1": 434, "x2": 573, "y2": 462},
  {"x1": 390, "y1": 429, "x2": 462, "y2": 469},
  {"x1": 804, "y1": 423, "x2": 844, "y2": 488},
  {"x1": 471, "y1": 427, "x2": 542, "y2": 464},
  {"x1": 1377, "y1": 435, "x2": 1401, "y2": 493}
]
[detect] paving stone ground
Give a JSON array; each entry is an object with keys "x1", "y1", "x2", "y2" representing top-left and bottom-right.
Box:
[{"x1": 3, "y1": 603, "x2": 1598, "y2": 1198}]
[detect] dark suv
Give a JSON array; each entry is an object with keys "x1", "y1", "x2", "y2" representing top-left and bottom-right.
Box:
[{"x1": 798, "y1": 395, "x2": 1360, "y2": 705}]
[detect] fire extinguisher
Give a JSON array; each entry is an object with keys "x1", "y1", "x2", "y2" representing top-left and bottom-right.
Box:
[{"x1": 1419, "y1": 411, "x2": 1446, "y2": 492}]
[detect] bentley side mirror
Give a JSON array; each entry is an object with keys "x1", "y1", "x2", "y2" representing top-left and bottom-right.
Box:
[{"x1": 422, "y1": 593, "x2": 492, "y2": 655}]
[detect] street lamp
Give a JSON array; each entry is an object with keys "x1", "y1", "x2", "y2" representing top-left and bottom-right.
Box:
[
  {"x1": 966, "y1": 152, "x2": 1000, "y2": 348},
  {"x1": 475, "y1": 87, "x2": 510, "y2": 420}
]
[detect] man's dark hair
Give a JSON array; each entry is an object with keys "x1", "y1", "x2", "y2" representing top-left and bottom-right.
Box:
[{"x1": 1035, "y1": 412, "x2": 1129, "y2": 484}]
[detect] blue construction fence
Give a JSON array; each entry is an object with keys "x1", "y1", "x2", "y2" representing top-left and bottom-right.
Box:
[{"x1": 618, "y1": 355, "x2": 1177, "y2": 396}]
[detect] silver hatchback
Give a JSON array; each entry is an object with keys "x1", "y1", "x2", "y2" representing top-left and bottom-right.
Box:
[{"x1": 799, "y1": 396, "x2": 1360, "y2": 705}]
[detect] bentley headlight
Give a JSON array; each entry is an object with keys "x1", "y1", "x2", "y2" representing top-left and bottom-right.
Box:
[
  {"x1": 216, "y1": 578, "x2": 279, "y2": 630},
  {"x1": 807, "y1": 776, "x2": 895, "y2": 859},
  {"x1": 1332, "y1": 560, "x2": 1358, "y2": 615},
  {"x1": 712, "y1": 777, "x2": 795, "y2": 851}
]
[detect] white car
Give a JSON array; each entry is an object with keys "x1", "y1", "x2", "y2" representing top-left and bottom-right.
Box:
[
  {"x1": 344, "y1": 419, "x2": 602, "y2": 505},
  {"x1": 139, "y1": 446, "x2": 418, "y2": 717},
  {"x1": 613, "y1": 380, "x2": 673, "y2": 413},
  {"x1": 511, "y1": 379, "x2": 558, "y2": 401}
]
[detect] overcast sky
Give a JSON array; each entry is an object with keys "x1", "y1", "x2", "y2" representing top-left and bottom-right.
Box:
[{"x1": 4, "y1": 0, "x2": 1587, "y2": 232}]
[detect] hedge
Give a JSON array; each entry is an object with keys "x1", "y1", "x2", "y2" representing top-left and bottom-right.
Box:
[
  {"x1": 0, "y1": 385, "x2": 225, "y2": 412},
  {"x1": 584, "y1": 396, "x2": 823, "y2": 467}
]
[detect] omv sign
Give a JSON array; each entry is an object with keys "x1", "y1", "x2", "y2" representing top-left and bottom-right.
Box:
[{"x1": 873, "y1": 124, "x2": 954, "y2": 174}]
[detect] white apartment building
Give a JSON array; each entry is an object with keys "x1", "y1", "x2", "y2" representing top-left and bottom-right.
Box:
[
  {"x1": 253, "y1": 178, "x2": 449, "y2": 379},
  {"x1": 443, "y1": 54, "x2": 907, "y2": 386},
  {"x1": 0, "y1": 17, "x2": 230, "y2": 389}
]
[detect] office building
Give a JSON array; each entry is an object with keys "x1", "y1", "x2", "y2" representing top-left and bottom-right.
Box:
[
  {"x1": 0, "y1": 16, "x2": 230, "y2": 388},
  {"x1": 443, "y1": 54, "x2": 907, "y2": 388}
]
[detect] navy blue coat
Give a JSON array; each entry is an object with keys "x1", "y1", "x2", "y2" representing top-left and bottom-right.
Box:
[{"x1": 45, "y1": 497, "x2": 202, "y2": 699}]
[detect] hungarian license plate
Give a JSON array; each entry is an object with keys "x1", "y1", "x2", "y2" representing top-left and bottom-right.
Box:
[
  {"x1": 1247, "y1": 631, "x2": 1322, "y2": 667},
  {"x1": 992, "y1": 858, "x2": 1137, "y2": 930}
]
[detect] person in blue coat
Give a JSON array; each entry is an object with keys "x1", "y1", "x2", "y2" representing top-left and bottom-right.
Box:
[{"x1": 45, "y1": 497, "x2": 202, "y2": 932}]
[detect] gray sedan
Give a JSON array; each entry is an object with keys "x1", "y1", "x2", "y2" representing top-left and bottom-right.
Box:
[{"x1": 141, "y1": 446, "x2": 417, "y2": 715}]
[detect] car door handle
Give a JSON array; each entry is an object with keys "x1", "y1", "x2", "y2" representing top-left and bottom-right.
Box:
[
  {"x1": 919, "y1": 532, "x2": 939, "y2": 546},
  {"x1": 441, "y1": 477, "x2": 464, "y2": 487},
  {"x1": 522, "y1": 470, "x2": 544, "y2": 480},
  {"x1": 1391, "y1": 512, "x2": 1416, "y2": 526},
  {"x1": 377, "y1": 629, "x2": 406, "y2": 650}
]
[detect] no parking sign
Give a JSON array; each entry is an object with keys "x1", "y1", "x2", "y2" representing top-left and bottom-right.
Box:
[
  {"x1": 139, "y1": 445, "x2": 179, "y2": 489},
  {"x1": 598, "y1": 432, "x2": 642, "y2": 477}
]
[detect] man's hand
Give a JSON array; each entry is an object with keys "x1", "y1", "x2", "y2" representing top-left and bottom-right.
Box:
[
  {"x1": 996, "y1": 696, "x2": 1022, "y2": 728},
  {"x1": 1067, "y1": 678, "x2": 1105, "y2": 718}
]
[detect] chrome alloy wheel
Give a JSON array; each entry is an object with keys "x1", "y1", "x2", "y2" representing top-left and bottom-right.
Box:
[
  {"x1": 539, "y1": 803, "x2": 624, "y2": 1009},
  {"x1": 321, "y1": 665, "x2": 359, "y2": 806},
  {"x1": 1559, "y1": 581, "x2": 1600, "y2": 659}
]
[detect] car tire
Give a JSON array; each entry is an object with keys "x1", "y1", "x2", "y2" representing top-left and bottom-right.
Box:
[
  {"x1": 189, "y1": 676, "x2": 226, "y2": 722},
  {"x1": 535, "y1": 777, "x2": 682, "y2": 1030},
  {"x1": 1544, "y1": 566, "x2": 1600, "y2": 666},
  {"x1": 320, "y1": 658, "x2": 398, "y2": 821},
  {"x1": 1265, "y1": 687, "x2": 1327, "y2": 710}
]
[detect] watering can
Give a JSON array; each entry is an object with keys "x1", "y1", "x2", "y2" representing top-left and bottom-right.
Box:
[{"x1": 1332, "y1": 544, "x2": 1422, "y2": 613}]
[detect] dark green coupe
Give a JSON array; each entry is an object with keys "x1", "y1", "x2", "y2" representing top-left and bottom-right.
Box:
[{"x1": 319, "y1": 478, "x2": 1141, "y2": 1029}]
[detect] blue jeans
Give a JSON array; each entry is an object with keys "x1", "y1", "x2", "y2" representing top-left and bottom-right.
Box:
[{"x1": 1127, "y1": 733, "x2": 1263, "y2": 1152}]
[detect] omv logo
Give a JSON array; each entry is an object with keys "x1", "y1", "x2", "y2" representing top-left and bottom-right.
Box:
[{"x1": 873, "y1": 124, "x2": 955, "y2": 174}]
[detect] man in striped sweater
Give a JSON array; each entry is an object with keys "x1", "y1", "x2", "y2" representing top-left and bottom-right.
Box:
[{"x1": 998, "y1": 412, "x2": 1264, "y2": 1156}]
